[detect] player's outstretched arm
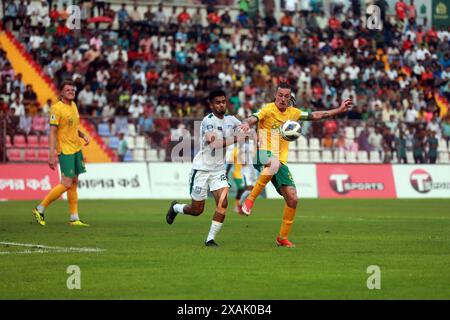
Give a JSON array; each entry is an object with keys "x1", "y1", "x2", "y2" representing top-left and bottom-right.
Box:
[
  {"x1": 308, "y1": 98, "x2": 352, "y2": 121},
  {"x1": 239, "y1": 115, "x2": 258, "y2": 132}
]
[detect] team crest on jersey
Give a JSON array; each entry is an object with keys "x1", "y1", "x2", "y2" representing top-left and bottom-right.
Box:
[
  {"x1": 50, "y1": 114, "x2": 56, "y2": 121},
  {"x1": 207, "y1": 125, "x2": 213, "y2": 130}
]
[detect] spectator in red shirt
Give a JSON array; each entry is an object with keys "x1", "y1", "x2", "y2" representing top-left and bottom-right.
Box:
[
  {"x1": 395, "y1": 0, "x2": 408, "y2": 21},
  {"x1": 324, "y1": 119, "x2": 338, "y2": 136},
  {"x1": 328, "y1": 15, "x2": 341, "y2": 32},
  {"x1": 177, "y1": 8, "x2": 191, "y2": 25},
  {"x1": 49, "y1": 4, "x2": 59, "y2": 21},
  {"x1": 207, "y1": 10, "x2": 221, "y2": 26}
]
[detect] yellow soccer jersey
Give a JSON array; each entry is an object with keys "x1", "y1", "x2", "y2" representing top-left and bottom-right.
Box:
[
  {"x1": 232, "y1": 146, "x2": 242, "y2": 179},
  {"x1": 253, "y1": 102, "x2": 309, "y2": 164},
  {"x1": 49, "y1": 100, "x2": 82, "y2": 155}
]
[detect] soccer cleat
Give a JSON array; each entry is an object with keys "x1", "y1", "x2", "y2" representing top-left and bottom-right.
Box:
[
  {"x1": 69, "y1": 220, "x2": 90, "y2": 227},
  {"x1": 166, "y1": 200, "x2": 178, "y2": 225},
  {"x1": 241, "y1": 199, "x2": 254, "y2": 216},
  {"x1": 205, "y1": 239, "x2": 219, "y2": 247},
  {"x1": 32, "y1": 208, "x2": 46, "y2": 226},
  {"x1": 234, "y1": 204, "x2": 243, "y2": 214},
  {"x1": 276, "y1": 236, "x2": 296, "y2": 248}
]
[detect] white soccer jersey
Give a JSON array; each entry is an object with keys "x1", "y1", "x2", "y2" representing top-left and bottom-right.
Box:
[{"x1": 192, "y1": 113, "x2": 241, "y2": 172}]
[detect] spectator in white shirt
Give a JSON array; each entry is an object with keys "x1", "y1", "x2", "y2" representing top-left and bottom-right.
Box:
[
  {"x1": 344, "y1": 62, "x2": 360, "y2": 81},
  {"x1": 404, "y1": 105, "x2": 418, "y2": 123},
  {"x1": 10, "y1": 97, "x2": 25, "y2": 116},
  {"x1": 128, "y1": 99, "x2": 144, "y2": 119}
]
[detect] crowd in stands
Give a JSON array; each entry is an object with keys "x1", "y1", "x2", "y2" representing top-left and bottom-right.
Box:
[{"x1": 1, "y1": 0, "x2": 450, "y2": 163}]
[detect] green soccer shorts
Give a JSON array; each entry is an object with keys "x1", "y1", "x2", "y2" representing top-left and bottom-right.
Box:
[
  {"x1": 58, "y1": 150, "x2": 86, "y2": 178},
  {"x1": 233, "y1": 177, "x2": 245, "y2": 191},
  {"x1": 254, "y1": 150, "x2": 295, "y2": 194}
]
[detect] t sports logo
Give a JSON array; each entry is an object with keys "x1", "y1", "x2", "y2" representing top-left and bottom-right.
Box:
[
  {"x1": 329, "y1": 173, "x2": 384, "y2": 194},
  {"x1": 409, "y1": 169, "x2": 450, "y2": 193}
]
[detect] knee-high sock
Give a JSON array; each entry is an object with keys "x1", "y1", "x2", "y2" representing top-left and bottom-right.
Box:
[
  {"x1": 247, "y1": 169, "x2": 273, "y2": 202},
  {"x1": 40, "y1": 184, "x2": 68, "y2": 208},
  {"x1": 279, "y1": 205, "x2": 296, "y2": 239},
  {"x1": 67, "y1": 183, "x2": 78, "y2": 215}
]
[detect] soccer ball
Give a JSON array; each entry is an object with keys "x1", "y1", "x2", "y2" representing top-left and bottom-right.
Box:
[{"x1": 280, "y1": 120, "x2": 302, "y2": 142}]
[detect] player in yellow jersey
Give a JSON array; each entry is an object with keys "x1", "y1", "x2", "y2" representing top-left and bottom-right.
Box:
[
  {"x1": 32, "y1": 80, "x2": 90, "y2": 227},
  {"x1": 239, "y1": 82, "x2": 352, "y2": 247}
]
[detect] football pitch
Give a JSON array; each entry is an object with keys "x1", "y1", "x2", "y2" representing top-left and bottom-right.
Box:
[{"x1": 0, "y1": 199, "x2": 449, "y2": 300}]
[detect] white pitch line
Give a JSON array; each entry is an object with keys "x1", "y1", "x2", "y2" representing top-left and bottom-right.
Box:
[{"x1": 0, "y1": 241, "x2": 105, "y2": 253}]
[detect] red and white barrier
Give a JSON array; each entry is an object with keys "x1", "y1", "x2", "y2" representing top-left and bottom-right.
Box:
[{"x1": 1, "y1": 163, "x2": 449, "y2": 200}]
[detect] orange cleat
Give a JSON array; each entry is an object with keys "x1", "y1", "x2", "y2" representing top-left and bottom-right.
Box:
[
  {"x1": 276, "y1": 236, "x2": 296, "y2": 248},
  {"x1": 241, "y1": 199, "x2": 254, "y2": 216}
]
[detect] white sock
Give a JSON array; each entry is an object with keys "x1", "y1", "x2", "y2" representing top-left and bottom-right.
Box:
[
  {"x1": 240, "y1": 190, "x2": 251, "y2": 205},
  {"x1": 173, "y1": 204, "x2": 186, "y2": 214},
  {"x1": 70, "y1": 214, "x2": 79, "y2": 221},
  {"x1": 37, "y1": 205, "x2": 45, "y2": 214},
  {"x1": 206, "y1": 221, "x2": 223, "y2": 242}
]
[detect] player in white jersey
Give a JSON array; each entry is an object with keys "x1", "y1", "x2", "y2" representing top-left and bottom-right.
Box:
[{"x1": 166, "y1": 89, "x2": 243, "y2": 246}]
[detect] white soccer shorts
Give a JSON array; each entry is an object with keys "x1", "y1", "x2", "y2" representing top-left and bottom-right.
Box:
[{"x1": 189, "y1": 169, "x2": 229, "y2": 201}]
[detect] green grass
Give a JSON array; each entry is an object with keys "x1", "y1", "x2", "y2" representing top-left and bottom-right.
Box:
[{"x1": 0, "y1": 199, "x2": 449, "y2": 299}]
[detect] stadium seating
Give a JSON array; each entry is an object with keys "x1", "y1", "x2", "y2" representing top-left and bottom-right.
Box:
[
  {"x1": 439, "y1": 152, "x2": 449, "y2": 163},
  {"x1": 369, "y1": 151, "x2": 382, "y2": 163},
  {"x1": 37, "y1": 149, "x2": 49, "y2": 162},
  {"x1": 296, "y1": 136, "x2": 308, "y2": 151},
  {"x1": 335, "y1": 150, "x2": 345, "y2": 163},
  {"x1": 7, "y1": 149, "x2": 22, "y2": 161},
  {"x1": 346, "y1": 151, "x2": 357, "y2": 163},
  {"x1": 135, "y1": 136, "x2": 147, "y2": 149},
  {"x1": 13, "y1": 135, "x2": 26, "y2": 148},
  {"x1": 109, "y1": 136, "x2": 119, "y2": 149},
  {"x1": 146, "y1": 149, "x2": 158, "y2": 161},
  {"x1": 322, "y1": 150, "x2": 333, "y2": 163},
  {"x1": 133, "y1": 149, "x2": 145, "y2": 161},
  {"x1": 406, "y1": 151, "x2": 414, "y2": 163},
  {"x1": 298, "y1": 151, "x2": 309, "y2": 163},
  {"x1": 438, "y1": 139, "x2": 448, "y2": 152},
  {"x1": 287, "y1": 150, "x2": 297, "y2": 162},
  {"x1": 27, "y1": 135, "x2": 39, "y2": 148},
  {"x1": 309, "y1": 138, "x2": 320, "y2": 151},
  {"x1": 24, "y1": 149, "x2": 36, "y2": 162},
  {"x1": 39, "y1": 136, "x2": 49, "y2": 148},
  {"x1": 125, "y1": 136, "x2": 135, "y2": 149},
  {"x1": 98, "y1": 123, "x2": 111, "y2": 137},
  {"x1": 357, "y1": 151, "x2": 369, "y2": 163},
  {"x1": 128, "y1": 124, "x2": 137, "y2": 136},
  {"x1": 309, "y1": 150, "x2": 321, "y2": 163}
]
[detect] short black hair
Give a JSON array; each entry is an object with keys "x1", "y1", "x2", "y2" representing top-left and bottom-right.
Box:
[
  {"x1": 277, "y1": 82, "x2": 291, "y2": 91},
  {"x1": 209, "y1": 89, "x2": 226, "y2": 102}
]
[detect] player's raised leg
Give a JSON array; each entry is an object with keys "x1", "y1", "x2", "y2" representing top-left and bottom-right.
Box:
[
  {"x1": 242, "y1": 156, "x2": 280, "y2": 216},
  {"x1": 277, "y1": 185, "x2": 298, "y2": 248},
  {"x1": 206, "y1": 187, "x2": 229, "y2": 246}
]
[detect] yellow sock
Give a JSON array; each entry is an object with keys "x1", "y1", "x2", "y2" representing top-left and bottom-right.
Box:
[
  {"x1": 67, "y1": 183, "x2": 78, "y2": 215},
  {"x1": 40, "y1": 184, "x2": 68, "y2": 208},
  {"x1": 247, "y1": 169, "x2": 273, "y2": 201},
  {"x1": 279, "y1": 205, "x2": 296, "y2": 239}
]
